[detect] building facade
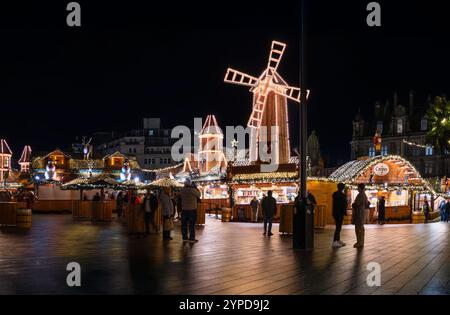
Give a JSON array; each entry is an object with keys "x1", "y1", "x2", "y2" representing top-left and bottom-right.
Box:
[
  {"x1": 350, "y1": 92, "x2": 450, "y2": 178},
  {"x1": 94, "y1": 118, "x2": 178, "y2": 170}
]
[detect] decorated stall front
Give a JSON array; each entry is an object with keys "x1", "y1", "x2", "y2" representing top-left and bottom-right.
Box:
[{"x1": 329, "y1": 155, "x2": 436, "y2": 224}]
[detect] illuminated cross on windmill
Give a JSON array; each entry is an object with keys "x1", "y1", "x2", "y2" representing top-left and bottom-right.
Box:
[{"x1": 225, "y1": 41, "x2": 309, "y2": 164}]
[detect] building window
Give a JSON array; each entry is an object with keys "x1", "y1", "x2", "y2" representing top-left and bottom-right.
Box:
[
  {"x1": 421, "y1": 118, "x2": 428, "y2": 131},
  {"x1": 369, "y1": 146, "x2": 375, "y2": 157},
  {"x1": 4, "y1": 157, "x2": 10, "y2": 168},
  {"x1": 396, "y1": 118, "x2": 403, "y2": 134},
  {"x1": 152, "y1": 159, "x2": 155, "y2": 164},
  {"x1": 376, "y1": 121, "x2": 383, "y2": 134},
  {"x1": 149, "y1": 130, "x2": 154, "y2": 136},
  {"x1": 425, "y1": 147, "x2": 433, "y2": 156},
  {"x1": 163, "y1": 158, "x2": 167, "y2": 164},
  {"x1": 381, "y1": 146, "x2": 388, "y2": 156},
  {"x1": 425, "y1": 164, "x2": 433, "y2": 175},
  {"x1": 160, "y1": 158, "x2": 163, "y2": 164},
  {"x1": 129, "y1": 148, "x2": 132, "y2": 154},
  {"x1": 144, "y1": 159, "x2": 147, "y2": 165},
  {"x1": 133, "y1": 148, "x2": 136, "y2": 154}
]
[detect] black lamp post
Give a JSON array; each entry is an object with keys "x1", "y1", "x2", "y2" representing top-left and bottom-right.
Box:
[{"x1": 293, "y1": 0, "x2": 314, "y2": 250}]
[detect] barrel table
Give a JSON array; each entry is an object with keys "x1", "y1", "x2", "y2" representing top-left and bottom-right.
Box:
[
  {"x1": 221, "y1": 208, "x2": 231, "y2": 222},
  {"x1": 16, "y1": 209, "x2": 32, "y2": 228}
]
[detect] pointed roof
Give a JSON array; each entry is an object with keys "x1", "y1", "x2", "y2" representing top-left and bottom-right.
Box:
[
  {"x1": 18, "y1": 146, "x2": 32, "y2": 163},
  {"x1": 200, "y1": 115, "x2": 223, "y2": 136},
  {"x1": 103, "y1": 151, "x2": 129, "y2": 161},
  {"x1": 0, "y1": 139, "x2": 12, "y2": 155}
]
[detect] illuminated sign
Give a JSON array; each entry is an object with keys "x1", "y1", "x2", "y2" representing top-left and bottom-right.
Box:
[{"x1": 373, "y1": 163, "x2": 390, "y2": 177}]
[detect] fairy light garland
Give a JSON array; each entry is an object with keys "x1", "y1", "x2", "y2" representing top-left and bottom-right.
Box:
[
  {"x1": 402, "y1": 140, "x2": 433, "y2": 149},
  {"x1": 329, "y1": 155, "x2": 436, "y2": 194}
]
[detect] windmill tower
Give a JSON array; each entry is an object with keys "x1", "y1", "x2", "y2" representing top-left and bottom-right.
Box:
[
  {"x1": 0, "y1": 139, "x2": 13, "y2": 184},
  {"x1": 18, "y1": 145, "x2": 32, "y2": 173},
  {"x1": 198, "y1": 115, "x2": 227, "y2": 175},
  {"x1": 224, "y1": 41, "x2": 308, "y2": 165}
]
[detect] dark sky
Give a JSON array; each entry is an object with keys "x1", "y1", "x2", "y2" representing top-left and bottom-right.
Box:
[{"x1": 1, "y1": 1, "x2": 450, "y2": 166}]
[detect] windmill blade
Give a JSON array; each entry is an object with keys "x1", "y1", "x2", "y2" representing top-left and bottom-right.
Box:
[
  {"x1": 273, "y1": 84, "x2": 310, "y2": 103},
  {"x1": 224, "y1": 68, "x2": 259, "y2": 88},
  {"x1": 247, "y1": 89, "x2": 269, "y2": 129},
  {"x1": 267, "y1": 41, "x2": 286, "y2": 75}
]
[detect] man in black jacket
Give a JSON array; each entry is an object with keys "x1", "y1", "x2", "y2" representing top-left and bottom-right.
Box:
[{"x1": 332, "y1": 183, "x2": 348, "y2": 248}]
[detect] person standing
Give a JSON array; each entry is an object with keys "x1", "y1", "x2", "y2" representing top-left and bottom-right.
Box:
[
  {"x1": 250, "y1": 197, "x2": 260, "y2": 223},
  {"x1": 180, "y1": 181, "x2": 201, "y2": 242},
  {"x1": 143, "y1": 190, "x2": 159, "y2": 235},
  {"x1": 439, "y1": 200, "x2": 446, "y2": 222},
  {"x1": 116, "y1": 192, "x2": 124, "y2": 219},
  {"x1": 378, "y1": 196, "x2": 386, "y2": 225},
  {"x1": 352, "y1": 183, "x2": 370, "y2": 249},
  {"x1": 332, "y1": 183, "x2": 347, "y2": 248},
  {"x1": 261, "y1": 190, "x2": 277, "y2": 236},
  {"x1": 445, "y1": 198, "x2": 450, "y2": 223},
  {"x1": 423, "y1": 199, "x2": 430, "y2": 224},
  {"x1": 160, "y1": 187, "x2": 174, "y2": 241}
]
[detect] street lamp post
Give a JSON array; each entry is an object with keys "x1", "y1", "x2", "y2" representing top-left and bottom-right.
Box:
[{"x1": 293, "y1": 0, "x2": 314, "y2": 250}]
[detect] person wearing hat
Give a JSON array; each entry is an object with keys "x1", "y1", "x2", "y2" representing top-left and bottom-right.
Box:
[
  {"x1": 352, "y1": 183, "x2": 370, "y2": 249},
  {"x1": 332, "y1": 183, "x2": 348, "y2": 248}
]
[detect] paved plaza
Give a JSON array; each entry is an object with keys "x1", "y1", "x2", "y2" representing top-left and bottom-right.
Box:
[{"x1": 0, "y1": 215, "x2": 449, "y2": 295}]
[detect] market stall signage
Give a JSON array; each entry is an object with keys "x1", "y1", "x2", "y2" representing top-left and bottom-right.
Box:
[{"x1": 373, "y1": 163, "x2": 390, "y2": 177}]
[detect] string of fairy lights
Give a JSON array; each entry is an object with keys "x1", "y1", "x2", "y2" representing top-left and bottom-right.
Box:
[{"x1": 402, "y1": 139, "x2": 433, "y2": 149}]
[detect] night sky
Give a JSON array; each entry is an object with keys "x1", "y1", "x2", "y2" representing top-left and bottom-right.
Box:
[{"x1": 1, "y1": 1, "x2": 450, "y2": 166}]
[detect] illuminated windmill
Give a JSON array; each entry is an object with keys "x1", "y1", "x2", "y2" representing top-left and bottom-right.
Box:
[
  {"x1": 224, "y1": 41, "x2": 309, "y2": 164},
  {"x1": 18, "y1": 145, "x2": 32, "y2": 173},
  {"x1": 198, "y1": 115, "x2": 227, "y2": 174}
]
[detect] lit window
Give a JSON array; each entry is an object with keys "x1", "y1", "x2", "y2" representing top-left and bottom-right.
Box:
[
  {"x1": 149, "y1": 130, "x2": 154, "y2": 136},
  {"x1": 421, "y1": 118, "x2": 428, "y2": 131},
  {"x1": 381, "y1": 146, "x2": 388, "y2": 156},
  {"x1": 397, "y1": 119, "x2": 403, "y2": 134},
  {"x1": 376, "y1": 121, "x2": 383, "y2": 134},
  {"x1": 369, "y1": 147, "x2": 375, "y2": 157},
  {"x1": 426, "y1": 147, "x2": 433, "y2": 156}
]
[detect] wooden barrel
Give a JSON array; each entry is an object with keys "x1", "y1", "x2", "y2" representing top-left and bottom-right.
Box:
[
  {"x1": 221, "y1": 208, "x2": 231, "y2": 222},
  {"x1": 16, "y1": 209, "x2": 32, "y2": 228}
]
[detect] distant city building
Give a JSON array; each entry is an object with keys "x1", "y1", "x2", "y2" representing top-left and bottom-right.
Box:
[
  {"x1": 93, "y1": 118, "x2": 178, "y2": 170},
  {"x1": 350, "y1": 91, "x2": 450, "y2": 178}
]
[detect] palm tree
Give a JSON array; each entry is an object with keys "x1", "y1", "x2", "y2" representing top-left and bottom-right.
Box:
[{"x1": 426, "y1": 96, "x2": 450, "y2": 179}]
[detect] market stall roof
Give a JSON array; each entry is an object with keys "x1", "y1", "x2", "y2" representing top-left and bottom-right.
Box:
[
  {"x1": 61, "y1": 174, "x2": 120, "y2": 190},
  {"x1": 328, "y1": 155, "x2": 430, "y2": 188},
  {"x1": 149, "y1": 177, "x2": 184, "y2": 188}
]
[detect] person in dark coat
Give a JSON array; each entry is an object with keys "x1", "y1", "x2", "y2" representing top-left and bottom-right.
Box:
[
  {"x1": 261, "y1": 190, "x2": 277, "y2": 236},
  {"x1": 423, "y1": 199, "x2": 430, "y2": 224},
  {"x1": 332, "y1": 183, "x2": 348, "y2": 248},
  {"x1": 116, "y1": 192, "x2": 124, "y2": 219},
  {"x1": 143, "y1": 190, "x2": 159, "y2": 235},
  {"x1": 378, "y1": 196, "x2": 386, "y2": 225},
  {"x1": 445, "y1": 198, "x2": 450, "y2": 223}
]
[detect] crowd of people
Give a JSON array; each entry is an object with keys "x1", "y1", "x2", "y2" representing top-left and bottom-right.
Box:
[{"x1": 112, "y1": 180, "x2": 201, "y2": 242}]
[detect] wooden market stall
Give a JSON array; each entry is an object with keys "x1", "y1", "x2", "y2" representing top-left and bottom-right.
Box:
[
  {"x1": 61, "y1": 174, "x2": 119, "y2": 222},
  {"x1": 227, "y1": 163, "x2": 299, "y2": 222},
  {"x1": 194, "y1": 180, "x2": 230, "y2": 224},
  {"x1": 328, "y1": 155, "x2": 437, "y2": 224}
]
